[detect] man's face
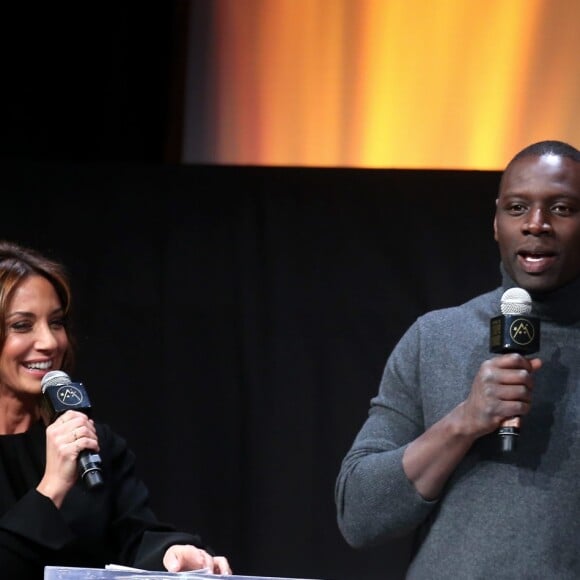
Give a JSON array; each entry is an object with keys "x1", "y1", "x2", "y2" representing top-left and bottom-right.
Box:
[{"x1": 494, "y1": 154, "x2": 580, "y2": 293}]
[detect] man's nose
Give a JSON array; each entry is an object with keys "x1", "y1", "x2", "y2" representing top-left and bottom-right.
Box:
[{"x1": 523, "y1": 208, "x2": 551, "y2": 235}]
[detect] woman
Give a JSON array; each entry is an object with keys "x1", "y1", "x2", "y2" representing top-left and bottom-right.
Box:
[{"x1": 0, "y1": 240, "x2": 231, "y2": 578}]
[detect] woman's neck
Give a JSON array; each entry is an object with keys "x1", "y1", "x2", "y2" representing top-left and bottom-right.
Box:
[{"x1": 0, "y1": 393, "x2": 40, "y2": 435}]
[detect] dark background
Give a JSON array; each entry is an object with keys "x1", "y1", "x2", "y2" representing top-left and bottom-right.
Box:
[{"x1": 2, "y1": 3, "x2": 502, "y2": 579}]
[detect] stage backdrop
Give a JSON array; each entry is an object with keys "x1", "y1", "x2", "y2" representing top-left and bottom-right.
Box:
[
  {"x1": 181, "y1": 0, "x2": 580, "y2": 169},
  {"x1": 1, "y1": 159, "x2": 501, "y2": 579}
]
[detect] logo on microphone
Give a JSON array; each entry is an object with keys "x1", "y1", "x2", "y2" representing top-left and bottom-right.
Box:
[
  {"x1": 56, "y1": 384, "x2": 85, "y2": 407},
  {"x1": 508, "y1": 318, "x2": 535, "y2": 346}
]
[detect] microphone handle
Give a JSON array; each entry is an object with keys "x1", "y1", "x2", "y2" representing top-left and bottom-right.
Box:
[
  {"x1": 78, "y1": 449, "x2": 104, "y2": 489},
  {"x1": 498, "y1": 416, "x2": 519, "y2": 452}
]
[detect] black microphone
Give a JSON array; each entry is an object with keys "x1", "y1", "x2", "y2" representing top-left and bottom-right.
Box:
[
  {"x1": 489, "y1": 287, "x2": 540, "y2": 452},
  {"x1": 41, "y1": 370, "x2": 104, "y2": 489}
]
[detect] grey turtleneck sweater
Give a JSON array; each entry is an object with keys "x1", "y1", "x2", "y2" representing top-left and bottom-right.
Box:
[{"x1": 335, "y1": 267, "x2": 580, "y2": 579}]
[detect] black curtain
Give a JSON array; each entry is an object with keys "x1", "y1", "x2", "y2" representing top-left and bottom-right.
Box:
[{"x1": 0, "y1": 159, "x2": 501, "y2": 579}]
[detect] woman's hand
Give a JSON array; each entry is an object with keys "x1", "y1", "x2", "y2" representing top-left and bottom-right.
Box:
[
  {"x1": 36, "y1": 410, "x2": 100, "y2": 507},
  {"x1": 163, "y1": 544, "x2": 232, "y2": 575}
]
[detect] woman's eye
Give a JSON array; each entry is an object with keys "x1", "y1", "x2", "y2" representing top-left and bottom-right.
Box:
[{"x1": 10, "y1": 321, "x2": 32, "y2": 332}]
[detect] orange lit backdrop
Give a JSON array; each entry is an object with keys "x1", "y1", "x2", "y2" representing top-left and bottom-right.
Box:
[{"x1": 182, "y1": 0, "x2": 580, "y2": 170}]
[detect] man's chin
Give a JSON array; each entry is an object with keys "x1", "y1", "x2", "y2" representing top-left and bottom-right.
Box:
[{"x1": 513, "y1": 273, "x2": 560, "y2": 295}]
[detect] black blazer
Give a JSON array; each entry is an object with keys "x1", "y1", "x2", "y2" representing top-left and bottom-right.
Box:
[{"x1": 0, "y1": 420, "x2": 206, "y2": 579}]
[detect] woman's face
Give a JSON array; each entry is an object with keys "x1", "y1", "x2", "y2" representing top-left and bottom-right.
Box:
[{"x1": 0, "y1": 275, "x2": 69, "y2": 397}]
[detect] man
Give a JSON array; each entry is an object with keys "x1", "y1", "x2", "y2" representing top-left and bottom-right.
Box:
[{"x1": 335, "y1": 141, "x2": 580, "y2": 578}]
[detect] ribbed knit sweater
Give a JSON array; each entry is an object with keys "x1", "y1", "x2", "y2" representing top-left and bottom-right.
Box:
[{"x1": 336, "y1": 267, "x2": 580, "y2": 579}]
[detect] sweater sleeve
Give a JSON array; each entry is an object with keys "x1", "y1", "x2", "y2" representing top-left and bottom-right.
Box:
[
  {"x1": 99, "y1": 423, "x2": 209, "y2": 571},
  {"x1": 335, "y1": 320, "x2": 438, "y2": 549},
  {"x1": 0, "y1": 489, "x2": 76, "y2": 577},
  {"x1": 0, "y1": 422, "x2": 210, "y2": 577}
]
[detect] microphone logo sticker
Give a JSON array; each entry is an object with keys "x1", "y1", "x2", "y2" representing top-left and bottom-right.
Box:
[
  {"x1": 509, "y1": 318, "x2": 535, "y2": 346},
  {"x1": 56, "y1": 385, "x2": 84, "y2": 407}
]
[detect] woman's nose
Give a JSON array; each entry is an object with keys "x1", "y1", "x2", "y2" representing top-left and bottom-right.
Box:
[{"x1": 34, "y1": 324, "x2": 59, "y2": 350}]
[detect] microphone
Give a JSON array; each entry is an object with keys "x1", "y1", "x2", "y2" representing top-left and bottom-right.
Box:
[
  {"x1": 489, "y1": 287, "x2": 540, "y2": 452},
  {"x1": 41, "y1": 370, "x2": 104, "y2": 489}
]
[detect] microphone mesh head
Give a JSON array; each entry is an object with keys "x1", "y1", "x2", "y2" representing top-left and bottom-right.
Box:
[
  {"x1": 500, "y1": 287, "x2": 532, "y2": 315},
  {"x1": 41, "y1": 370, "x2": 72, "y2": 392}
]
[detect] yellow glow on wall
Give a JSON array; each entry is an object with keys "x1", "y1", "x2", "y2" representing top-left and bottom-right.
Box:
[{"x1": 183, "y1": 0, "x2": 580, "y2": 170}]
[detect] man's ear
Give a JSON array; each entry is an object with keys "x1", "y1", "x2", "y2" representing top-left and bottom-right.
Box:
[{"x1": 493, "y1": 199, "x2": 499, "y2": 241}]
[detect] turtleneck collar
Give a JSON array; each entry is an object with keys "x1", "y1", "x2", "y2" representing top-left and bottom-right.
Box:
[{"x1": 500, "y1": 262, "x2": 580, "y2": 324}]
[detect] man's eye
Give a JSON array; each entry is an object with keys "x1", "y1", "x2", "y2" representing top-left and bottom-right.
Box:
[
  {"x1": 507, "y1": 204, "x2": 526, "y2": 214},
  {"x1": 552, "y1": 205, "x2": 574, "y2": 216}
]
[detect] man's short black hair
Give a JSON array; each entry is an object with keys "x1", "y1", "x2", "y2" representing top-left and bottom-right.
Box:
[{"x1": 510, "y1": 140, "x2": 580, "y2": 165}]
